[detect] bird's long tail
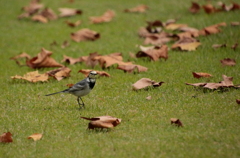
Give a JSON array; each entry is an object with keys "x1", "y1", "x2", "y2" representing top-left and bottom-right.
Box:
[{"x1": 45, "y1": 89, "x2": 68, "y2": 96}]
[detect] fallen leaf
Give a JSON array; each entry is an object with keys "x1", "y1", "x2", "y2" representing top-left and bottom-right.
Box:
[
  {"x1": 58, "y1": 8, "x2": 82, "y2": 17},
  {"x1": 170, "y1": 118, "x2": 183, "y2": 127},
  {"x1": 117, "y1": 64, "x2": 148, "y2": 73},
  {"x1": 236, "y1": 99, "x2": 240, "y2": 104},
  {"x1": 202, "y1": 4, "x2": 218, "y2": 14},
  {"x1": 231, "y1": 43, "x2": 238, "y2": 50},
  {"x1": 39, "y1": 7, "x2": 58, "y2": 20},
  {"x1": 221, "y1": 75, "x2": 234, "y2": 87},
  {"x1": 189, "y1": 2, "x2": 201, "y2": 13},
  {"x1": 192, "y1": 72, "x2": 212, "y2": 78},
  {"x1": 136, "y1": 45, "x2": 168, "y2": 61},
  {"x1": 47, "y1": 67, "x2": 71, "y2": 81},
  {"x1": 124, "y1": 4, "x2": 148, "y2": 13},
  {"x1": 0, "y1": 132, "x2": 13, "y2": 143},
  {"x1": 28, "y1": 133, "x2": 43, "y2": 141},
  {"x1": 61, "y1": 40, "x2": 70, "y2": 48},
  {"x1": 172, "y1": 37, "x2": 201, "y2": 51},
  {"x1": 132, "y1": 78, "x2": 164, "y2": 90},
  {"x1": 61, "y1": 55, "x2": 84, "y2": 65},
  {"x1": 81, "y1": 116, "x2": 121, "y2": 130},
  {"x1": 220, "y1": 58, "x2": 236, "y2": 66},
  {"x1": 10, "y1": 52, "x2": 31, "y2": 66},
  {"x1": 231, "y1": 22, "x2": 240, "y2": 26},
  {"x1": 31, "y1": 14, "x2": 48, "y2": 23},
  {"x1": 71, "y1": 28, "x2": 100, "y2": 42},
  {"x1": 90, "y1": 10, "x2": 115, "y2": 24},
  {"x1": 212, "y1": 44, "x2": 227, "y2": 49},
  {"x1": 26, "y1": 48, "x2": 64, "y2": 68},
  {"x1": 18, "y1": 0, "x2": 44, "y2": 19},
  {"x1": 165, "y1": 23, "x2": 188, "y2": 30},
  {"x1": 185, "y1": 82, "x2": 207, "y2": 87},
  {"x1": 78, "y1": 69, "x2": 110, "y2": 77},
  {"x1": 65, "y1": 20, "x2": 81, "y2": 27},
  {"x1": 146, "y1": 96, "x2": 152, "y2": 100},
  {"x1": 11, "y1": 71, "x2": 49, "y2": 82},
  {"x1": 144, "y1": 32, "x2": 172, "y2": 45},
  {"x1": 199, "y1": 22, "x2": 227, "y2": 36}
]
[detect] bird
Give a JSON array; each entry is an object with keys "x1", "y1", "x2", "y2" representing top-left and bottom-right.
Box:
[{"x1": 45, "y1": 71, "x2": 98, "y2": 109}]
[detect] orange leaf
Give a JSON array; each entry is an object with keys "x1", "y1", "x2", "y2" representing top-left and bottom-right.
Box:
[
  {"x1": 90, "y1": 10, "x2": 115, "y2": 24},
  {"x1": 71, "y1": 28, "x2": 100, "y2": 42},
  {"x1": 124, "y1": 4, "x2": 148, "y2": 13},
  {"x1": 0, "y1": 132, "x2": 13, "y2": 143},
  {"x1": 172, "y1": 41, "x2": 201, "y2": 51},
  {"x1": 31, "y1": 14, "x2": 48, "y2": 23},
  {"x1": 28, "y1": 133, "x2": 43, "y2": 141},
  {"x1": 192, "y1": 72, "x2": 212, "y2": 78}
]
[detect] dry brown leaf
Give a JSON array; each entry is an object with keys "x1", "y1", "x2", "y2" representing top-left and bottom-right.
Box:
[
  {"x1": 165, "y1": 23, "x2": 188, "y2": 30},
  {"x1": 47, "y1": 67, "x2": 71, "y2": 81},
  {"x1": 117, "y1": 64, "x2": 148, "y2": 73},
  {"x1": 189, "y1": 2, "x2": 201, "y2": 13},
  {"x1": 31, "y1": 14, "x2": 48, "y2": 23},
  {"x1": 192, "y1": 72, "x2": 212, "y2": 78},
  {"x1": 0, "y1": 132, "x2": 13, "y2": 143},
  {"x1": 172, "y1": 37, "x2": 201, "y2": 51},
  {"x1": 144, "y1": 32, "x2": 172, "y2": 45},
  {"x1": 231, "y1": 22, "x2": 240, "y2": 26},
  {"x1": 81, "y1": 116, "x2": 121, "y2": 130},
  {"x1": 220, "y1": 58, "x2": 236, "y2": 66},
  {"x1": 136, "y1": 45, "x2": 168, "y2": 61},
  {"x1": 11, "y1": 71, "x2": 49, "y2": 82},
  {"x1": 65, "y1": 20, "x2": 81, "y2": 27},
  {"x1": 132, "y1": 78, "x2": 164, "y2": 90},
  {"x1": 10, "y1": 52, "x2": 31, "y2": 60},
  {"x1": 202, "y1": 4, "x2": 218, "y2": 14},
  {"x1": 26, "y1": 48, "x2": 63, "y2": 68},
  {"x1": 236, "y1": 99, "x2": 240, "y2": 104},
  {"x1": 231, "y1": 43, "x2": 238, "y2": 50},
  {"x1": 61, "y1": 55, "x2": 83, "y2": 65},
  {"x1": 40, "y1": 8, "x2": 58, "y2": 20},
  {"x1": 146, "y1": 96, "x2": 152, "y2": 100},
  {"x1": 124, "y1": 4, "x2": 148, "y2": 13},
  {"x1": 58, "y1": 8, "x2": 82, "y2": 17},
  {"x1": 71, "y1": 28, "x2": 100, "y2": 42},
  {"x1": 199, "y1": 22, "x2": 227, "y2": 36},
  {"x1": 170, "y1": 118, "x2": 183, "y2": 127},
  {"x1": 185, "y1": 82, "x2": 207, "y2": 87},
  {"x1": 28, "y1": 133, "x2": 43, "y2": 141},
  {"x1": 90, "y1": 10, "x2": 115, "y2": 24},
  {"x1": 78, "y1": 69, "x2": 110, "y2": 77},
  {"x1": 221, "y1": 75, "x2": 234, "y2": 87},
  {"x1": 18, "y1": 0, "x2": 44, "y2": 19}
]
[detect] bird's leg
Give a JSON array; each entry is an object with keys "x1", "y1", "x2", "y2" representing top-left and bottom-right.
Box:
[{"x1": 77, "y1": 97, "x2": 85, "y2": 109}]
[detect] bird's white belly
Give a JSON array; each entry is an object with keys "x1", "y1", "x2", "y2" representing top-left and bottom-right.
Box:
[{"x1": 70, "y1": 88, "x2": 91, "y2": 97}]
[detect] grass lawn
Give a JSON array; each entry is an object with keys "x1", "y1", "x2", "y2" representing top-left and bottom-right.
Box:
[{"x1": 0, "y1": 0, "x2": 240, "y2": 157}]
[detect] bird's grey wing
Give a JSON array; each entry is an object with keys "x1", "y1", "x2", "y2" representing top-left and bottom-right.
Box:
[{"x1": 68, "y1": 79, "x2": 87, "y2": 93}]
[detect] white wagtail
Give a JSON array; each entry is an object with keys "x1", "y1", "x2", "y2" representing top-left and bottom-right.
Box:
[{"x1": 45, "y1": 71, "x2": 98, "y2": 109}]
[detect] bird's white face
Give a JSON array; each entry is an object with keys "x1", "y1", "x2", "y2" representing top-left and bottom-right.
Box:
[{"x1": 88, "y1": 71, "x2": 98, "y2": 79}]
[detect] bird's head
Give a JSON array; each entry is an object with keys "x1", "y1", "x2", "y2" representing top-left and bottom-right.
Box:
[{"x1": 88, "y1": 71, "x2": 98, "y2": 79}]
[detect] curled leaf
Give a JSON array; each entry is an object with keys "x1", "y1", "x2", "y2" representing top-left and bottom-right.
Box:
[
  {"x1": 78, "y1": 69, "x2": 110, "y2": 77},
  {"x1": 28, "y1": 133, "x2": 43, "y2": 141},
  {"x1": 132, "y1": 78, "x2": 164, "y2": 90},
  {"x1": 47, "y1": 67, "x2": 71, "y2": 81},
  {"x1": 192, "y1": 72, "x2": 212, "y2": 78},
  {"x1": 71, "y1": 28, "x2": 100, "y2": 42},
  {"x1": 0, "y1": 132, "x2": 13, "y2": 143},
  {"x1": 11, "y1": 71, "x2": 49, "y2": 83},
  {"x1": 170, "y1": 118, "x2": 183, "y2": 127},
  {"x1": 136, "y1": 45, "x2": 168, "y2": 61}
]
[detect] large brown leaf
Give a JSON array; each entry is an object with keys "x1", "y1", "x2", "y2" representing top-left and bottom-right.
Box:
[
  {"x1": 132, "y1": 78, "x2": 164, "y2": 90},
  {"x1": 26, "y1": 48, "x2": 63, "y2": 68},
  {"x1": 11, "y1": 71, "x2": 49, "y2": 82},
  {"x1": 71, "y1": 28, "x2": 100, "y2": 42},
  {"x1": 47, "y1": 67, "x2": 71, "y2": 81},
  {"x1": 90, "y1": 10, "x2": 115, "y2": 24},
  {"x1": 136, "y1": 45, "x2": 168, "y2": 61}
]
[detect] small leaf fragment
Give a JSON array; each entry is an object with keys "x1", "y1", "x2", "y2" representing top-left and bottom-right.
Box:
[
  {"x1": 170, "y1": 118, "x2": 183, "y2": 127},
  {"x1": 28, "y1": 133, "x2": 43, "y2": 141}
]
